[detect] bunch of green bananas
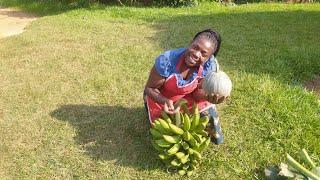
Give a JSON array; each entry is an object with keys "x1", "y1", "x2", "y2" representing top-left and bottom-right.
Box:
[{"x1": 150, "y1": 101, "x2": 211, "y2": 176}]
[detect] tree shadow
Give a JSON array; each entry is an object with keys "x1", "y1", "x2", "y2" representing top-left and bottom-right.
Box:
[
  {"x1": 50, "y1": 104, "x2": 163, "y2": 171},
  {"x1": 0, "y1": 0, "x2": 153, "y2": 16},
  {"x1": 0, "y1": 0, "x2": 85, "y2": 16},
  {"x1": 0, "y1": 8, "x2": 37, "y2": 19}
]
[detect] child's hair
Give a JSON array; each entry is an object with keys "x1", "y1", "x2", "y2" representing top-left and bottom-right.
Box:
[{"x1": 193, "y1": 28, "x2": 222, "y2": 57}]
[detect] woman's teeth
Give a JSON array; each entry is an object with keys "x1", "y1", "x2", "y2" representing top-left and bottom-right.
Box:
[{"x1": 189, "y1": 58, "x2": 196, "y2": 64}]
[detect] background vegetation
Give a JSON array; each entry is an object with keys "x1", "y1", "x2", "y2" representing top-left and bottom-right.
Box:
[
  {"x1": 0, "y1": 1, "x2": 319, "y2": 179},
  {"x1": 0, "y1": 0, "x2": 319, "y2": 11}
]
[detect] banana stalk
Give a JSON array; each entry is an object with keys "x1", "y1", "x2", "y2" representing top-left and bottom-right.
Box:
[
  {"x1": 286, "y1": 153, "x2": 320, "y2": 180},
  {"x1": 300, "y1": 149, "x2": 316, "y2": 168},
  {"x1": 161, "y1": 111, "x2": 172, "y2": 124},
  {"x1": 175, "y1": 112, "x2": 181, "y2": 127}
]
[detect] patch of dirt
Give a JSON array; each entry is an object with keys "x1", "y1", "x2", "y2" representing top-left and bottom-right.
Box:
[
  {"x1": 0, "y1": 8, "x2": 37, "y2": 38},
  {"x1": 304, "y1": 75, "x2": 320, "y2": 97}
]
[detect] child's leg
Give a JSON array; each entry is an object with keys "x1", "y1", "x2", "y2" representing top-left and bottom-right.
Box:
[
  {"x1": 207, "y1": 106, "x2": 224, "y2": 144},
  {"x1": 200, "y1": 105, "x2": 224, "y2": 145}
]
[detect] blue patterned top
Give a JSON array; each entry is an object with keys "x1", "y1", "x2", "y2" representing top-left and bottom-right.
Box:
[{"x1": 154, "y1": 48, "x2": 217, "y2": 86}]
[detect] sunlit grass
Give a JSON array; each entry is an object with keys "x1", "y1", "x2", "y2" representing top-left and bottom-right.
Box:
[{"x1": 0, "y1": 2, "x2": 319, "y2": 179}]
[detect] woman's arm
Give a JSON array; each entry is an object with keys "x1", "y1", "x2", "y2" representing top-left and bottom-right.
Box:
[
  {"x1": 144, "y1": 66, "x2": 176, "y2": 114},
  {"x1": 145, "y1": 66, "x2": 167, "y2": 104}
]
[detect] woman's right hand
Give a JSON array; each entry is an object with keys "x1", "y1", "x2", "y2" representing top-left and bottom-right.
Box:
[
  {"x1": 206, "y1": 94, "x2": 226, "y2": 104},
  {"x1": 163, "y1": 99, "x2": 180, "y2": 115}
]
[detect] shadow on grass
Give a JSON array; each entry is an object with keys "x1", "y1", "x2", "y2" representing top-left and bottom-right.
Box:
[
  {"x1": 50, "y1": 104, "x2": 163, "y2": 171},
  {"x1": 0, "y1": 0, "x2": 151, "y2": 16},
  {"x1": 0, "y1": 0, "x2": 86, "y2": 16}
]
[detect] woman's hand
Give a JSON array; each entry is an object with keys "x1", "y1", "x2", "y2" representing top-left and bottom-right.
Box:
[
  {"x1": 206, "y1": 94, "x2": 227, "y2": 104},
  {"x1": 163, "y1": 99, "x2": 180, "y2": 115}
]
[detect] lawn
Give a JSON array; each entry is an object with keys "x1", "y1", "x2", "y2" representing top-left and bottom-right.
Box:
[{"x1": 0, "y1": 2, "x2": 319, "y2": 179}]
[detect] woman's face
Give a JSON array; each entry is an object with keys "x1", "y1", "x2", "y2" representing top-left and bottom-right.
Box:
[{"x1": 184, "y1": 37, "x2": 214, "y2": 67}]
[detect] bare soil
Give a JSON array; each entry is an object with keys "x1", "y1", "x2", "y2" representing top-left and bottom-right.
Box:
[
  {"x1": 0, "y1": 8, "x2": 37, "y2": 38},
  {"x1": 304, "y1": 75, "x2": 320, "y2": 97}
]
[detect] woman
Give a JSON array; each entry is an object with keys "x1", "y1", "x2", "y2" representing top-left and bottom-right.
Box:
[{"x1": 144, "y1": 29, "x2": 226, "y2": 144}]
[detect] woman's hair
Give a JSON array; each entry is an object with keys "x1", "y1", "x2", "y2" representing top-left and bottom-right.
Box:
[{"x1": 193, "y1": 28, "x2": 222, "y2": 57}]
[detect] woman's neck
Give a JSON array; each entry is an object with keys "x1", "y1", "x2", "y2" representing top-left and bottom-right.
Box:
[{"x1": 179, "y1": 58, "x2": 197, "y2": 80}]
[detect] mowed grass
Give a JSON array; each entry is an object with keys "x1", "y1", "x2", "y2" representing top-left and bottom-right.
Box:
[{"x1": 0, "y1": 2, "x2": 320, "y2": 179}]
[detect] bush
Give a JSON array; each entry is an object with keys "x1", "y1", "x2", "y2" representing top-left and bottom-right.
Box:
[{"x1": 154, "y1": 0, "x2": 199, "y2": 7}]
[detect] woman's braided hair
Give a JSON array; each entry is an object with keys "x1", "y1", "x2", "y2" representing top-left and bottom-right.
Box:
[{"x1": 193, "y1": 28, "x2": 222, "y2": 57}]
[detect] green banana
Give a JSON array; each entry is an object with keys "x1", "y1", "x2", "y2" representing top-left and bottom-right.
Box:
[
  {"x1": 153, "y1": 120, "x2": 168, "y2": 134},
  {"x1": 155, "y1": 139, "x2": 172, "y2": 148},
  {"x1": 158, "y1": 119, "x2": 171, "y2": 132},
  {"x1": 192, "y1": 150, "x2": 202, "y2": 160},
  {"x1": 181, "y1": 141, "x2": 189, "y2": 150},
  {"x1": 190, "y1": 104, "x2": 200, "y2": 130},
  {"x1": 188, "y1": 134, "x2": 198, "y2": 147},
  {"x1": 170, "y1": 159, "x2": 181, "y2": 167},
  {"x1": 154, "y1": 119, "x2": 161, "y2": 127},
  {"x1": 167, "y1": 143, "x2": 180, "y2": 155},
  {"x1": 200, "y1": 115, "x2": 209, "y2": 126},
  {"x1": 198, "y1": 130, "x2": 208, "y2": 137},
  {"x1": 174, "y1": 112, "x2": 181, "y2": 127},
  {"x1": 168, "y1": 123, "x2": 184, "y2": 135},
  {"x1": 151, "y1": 140, "x2": 165, "y2": 152},
  {"x1": 193, "y1": 123, "x2": 205, "y2": 132},
  {"x1": 180, "y1": 112, "x2": 185, "y2": 127},
  {"x1": 183, "y1": 113, "x2": 191, "y2": 131},
  {"x1": 178, "y1": 169, "x2": 186, "y2": 176},
  {"x1": 180, "y1": 154, "x2": 189, "y2": 164},
  {"x1": 200, "y1": 136, "x2": 206, "y2": 144},
  {"x1": 183, "y1": 131, "x2": 192, "y2": 141},
  {"x1": 183, "y1": 164, "x2": 189, "y2": 170},
  {"x1": 163, "y1": 135, "x2": 182, "y2": 144},
  {"x1": 196, "y1": 137, "x2": 210, "y2": 152},
  {"x1": 161, "y1": 111, "x2": 172, "y2": 124},
  {"x1": 191, "y1": 132, "x2": 202, "y2": 143},
  {"x1": 159, "y1": 153, "x2": 171, "y2": 160},
  {"x1": 150, "y1": 128, "x2": 163, "y2": 139},
  {"x1": 188, "y1": 148, "x2": 194, "y2": 155},
  {"x1": 187, "y1": 171, "x2": 193, "y2": 177},
  {"x1": 175, "y1": 152, "x2": 185, "y2": 159},
  {"x1": 194, "y1": 116, "x2": 208, "y2": 131}
]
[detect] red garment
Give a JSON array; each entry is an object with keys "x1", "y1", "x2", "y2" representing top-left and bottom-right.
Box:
[{"x1": 146, "y1": 57, "x2": 212, "y2": 123}]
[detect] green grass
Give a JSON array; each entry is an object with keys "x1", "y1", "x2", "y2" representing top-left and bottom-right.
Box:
[{"x1": 0, "y1": 2, "x2": 320, "y2": 179}]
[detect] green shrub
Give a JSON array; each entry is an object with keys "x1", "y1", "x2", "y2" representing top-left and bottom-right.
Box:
[{"x1": 154, "y1": 0, "x2": 199, "y2": 7}]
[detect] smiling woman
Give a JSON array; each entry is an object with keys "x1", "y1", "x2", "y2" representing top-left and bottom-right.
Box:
[{"x1": 144, "y1": 28, "x2": 226, "y2": 144}]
